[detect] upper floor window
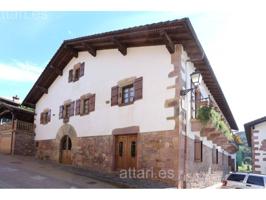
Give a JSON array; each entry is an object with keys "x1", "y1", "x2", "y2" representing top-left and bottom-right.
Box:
[
  {"x1": 40, "y1": 109, "x2": 51, "y2": 125},
  {"x1": 122, "y1": 84, "x2": 134, "y2": 105},
  {"x1": 111, "y1": 77, "x2": 143, "y2": 107},
  {"x1": 68, "y1": 62, "x2": 85, "y2": 83},
  {"x1": 59, "y1": 101, "x2": 75, "y2": 123}
]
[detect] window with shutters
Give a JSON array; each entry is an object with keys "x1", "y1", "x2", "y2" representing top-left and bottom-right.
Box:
[
  {"x1": 122, "y1": 84, "x2": 134, "y2": 105},
  {"x1": 76, "y1": 94, "x2": 96, "y2": 116},
  {"x1": 111, "y1": 76, "x2": 143, "y2": 107},
  {"x1": 194, "y1": 139, "x2": 203, "y2": 162},
  {"x1": 68, "y1": 62, "x2": 85, "y2": 83},
  {"x1": 40, "y1": 109, "x2": 51, "y2": 125},
  {"x1": 61, "y1": 101, "x2": 75, "y2": 123}
]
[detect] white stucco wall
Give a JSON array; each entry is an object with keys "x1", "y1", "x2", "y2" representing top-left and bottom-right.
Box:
[
  {"x1": 253, "y1": 122, "x2": 266, "y2": 174},
  {"x1": 35, "y1": 45, "x2": 176, "y2": 140}
]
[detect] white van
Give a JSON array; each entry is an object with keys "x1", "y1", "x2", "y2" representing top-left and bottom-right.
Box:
[{"x1": 222, "y1": 172, "x2": 266, "y2": 189}]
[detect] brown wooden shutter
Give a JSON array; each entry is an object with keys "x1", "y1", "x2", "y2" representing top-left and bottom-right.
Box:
[
  {"x1": 47, "y1": 109, "x2": 51, "y2": 122},
  {"x1": 134, "y1": 77, "x2": 143, "y2": 101},
  {"x1": 70, "y1": 101, "x2": 75, "y2": 117},
  {"x1": 80, "y1": 62, "x2": 85, "y2": 77},
  {"x1": 111, "y1": 86, "x2": 119, "y2": 106},
  {"x1": 89, "y1": 94, "x2": 96, "y2": 112},
  {"x1": 75, "y1": 99, "x2": 81, "y2": 115},
  {"x1": 40, "y1": 113, "x2": 43, "y2": 124},
  {"x1": 194, "y1": 139, "x2": 202, "y2": 162},
  {"x1": 59, "y1": 105, "x2": 64, "y2": 119},
  {"x1": 68, "y1": 70, "x2": 73, "y2": 82}
]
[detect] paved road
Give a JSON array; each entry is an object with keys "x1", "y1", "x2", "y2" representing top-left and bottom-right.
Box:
[{"x1": 0, "y1": 154, "x2": 117, "y2": 188}]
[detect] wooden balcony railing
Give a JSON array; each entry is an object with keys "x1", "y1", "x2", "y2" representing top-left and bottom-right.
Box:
[
  {"x1": 0, "y1": 120, "x2": 34, "y2": 133},
  {"x1": 15, "y1": 120, "x2": 34, "y2": 132}
]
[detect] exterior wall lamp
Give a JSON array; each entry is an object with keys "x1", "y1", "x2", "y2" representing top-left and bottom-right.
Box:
[{"x1": 180, "y1": 70, "x2": 202, "y2": 96}]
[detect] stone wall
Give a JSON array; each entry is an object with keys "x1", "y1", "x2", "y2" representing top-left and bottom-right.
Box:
[
  {"x1": 138, "y1": 130, "x2": 179, "y2": 184},
  {"x1": 36, "y1": 139, "x2": 58, "y2": 161},
  {"x1": 72, "y1": 135, "x2": 114, "y2": 172},
  {"x1": 184, "y1": 135, "x2": 229, "y2": 188},
  {"x1": 14, "y1": 131, "x2": 35, "y2": 156}
]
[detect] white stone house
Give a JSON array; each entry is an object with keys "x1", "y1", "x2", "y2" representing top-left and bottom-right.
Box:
[{"x1": 22, "y1": 18, "x2": 239, "y2": 188}]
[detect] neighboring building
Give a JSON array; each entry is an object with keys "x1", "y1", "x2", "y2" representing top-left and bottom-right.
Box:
[
  {"x1": 0, "y1": 97, "x2": 35, "y2": 156},
  {"x1": 245, "y1": 117, "x2": 266, "y2": 174},
  {"x1": 22, "y1": 18, "x2": 239, "y2": 188}
]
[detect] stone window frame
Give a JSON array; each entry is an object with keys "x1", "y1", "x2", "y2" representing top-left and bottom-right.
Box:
[
  {"x1": 111, "y1": 76, "x2": 143, "y2": 107},
  {"x1": 60, "y1": 100, "x2": 75, "y2": 123},
  {"x1": 68, "y1": 62, "x2": 85, "y2": 83},
  {"x1": 40, "y1": 108, "x2": 51, "y2": 125},
  {"x1": 77, "y1": 93, "x2": 96, "y2": 116}
]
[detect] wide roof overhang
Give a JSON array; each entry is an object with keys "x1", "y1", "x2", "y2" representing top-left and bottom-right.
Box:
[{"x1": 22, "y1": 18, "x2": 238, "y2": 130}]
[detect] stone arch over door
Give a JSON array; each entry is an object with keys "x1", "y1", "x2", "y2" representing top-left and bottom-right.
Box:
[{"x1": 55, "y1": 124, "x2": 78, "y2": 164}]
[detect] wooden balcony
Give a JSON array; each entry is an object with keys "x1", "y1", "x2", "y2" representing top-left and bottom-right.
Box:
[
  {"x1": 0, "y1": 120, "x2": 34, "y2": 133},
  {"x1": 191, "y1": 119, "x2": 238, "y2": 153}
]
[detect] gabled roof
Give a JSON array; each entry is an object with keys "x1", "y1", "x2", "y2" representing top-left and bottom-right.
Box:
[
  {"x1": 22, "y1": 18, "x2": 238, "y2": 130},
  {"x1": 244, "y1": 116, "x2": 266, "y2": 147},
  {"x1": 0, "y1": 97, "x2": 19, "y2": 107}
]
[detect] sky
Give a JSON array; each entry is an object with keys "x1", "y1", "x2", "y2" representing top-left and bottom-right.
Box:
[{"x1": 0, "y1": 9, "x2": 266, "y2": 131}]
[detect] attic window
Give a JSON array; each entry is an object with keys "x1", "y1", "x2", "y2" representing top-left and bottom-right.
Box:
[{"x1": 68, "y1": 62, "x2": 85, "y2": 83}]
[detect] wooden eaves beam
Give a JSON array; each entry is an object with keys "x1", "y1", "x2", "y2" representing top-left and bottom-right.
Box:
[
  {"x1": 160, "y1": 30, "x2": 175, "y2": 54},
  {"x1": 112, "y1": 37, "x2": 127, "y2": 56},
  {"x1": 35, "y1": 85, "x2": 48, "y2": 94},
  {"x1": 82, "y1": 42, "x2": 97, "y2": 57},
  {"x1": 64, "y1": 45, "x2": 78, "y2": 58},
  {"x1": 49, "y1": 65, "x2": 63, "y2": 76}
]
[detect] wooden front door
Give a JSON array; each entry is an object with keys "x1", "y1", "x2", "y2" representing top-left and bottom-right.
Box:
[
  {"x1": 60, "y1": 135, "x2": 72, "y2": 165},
  {"x1": 115, "y1": 134, "x2": 137, "y2": 170}
]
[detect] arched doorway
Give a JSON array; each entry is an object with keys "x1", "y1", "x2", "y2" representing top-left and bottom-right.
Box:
[{"x1": 60, "y1": 135, "x2": 72, "y2": 164}]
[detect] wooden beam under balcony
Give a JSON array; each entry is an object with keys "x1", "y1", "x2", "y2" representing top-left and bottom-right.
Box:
[
  {"x1": 82, "y1": 42, "x2": 97, "y2": 57},
  {"x1": 0, "y1": 110, "x2": 11, "y2": 116},
  {"x1": 112, "y1": 37, "x2": 127, "y2": 56},
  {"x1": 160, "y1": 30, "x2": 175, "y2": 54},
  {"x1": 49, "y1": 65, "x2": 63, "y2": 76},
  {"x1": 35, "y1": 85, "x2": 48, "y2": 94}
]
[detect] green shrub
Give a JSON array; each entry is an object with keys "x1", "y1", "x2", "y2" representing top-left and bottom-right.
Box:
[{"x1": 196, "y1": 106, "x2": 233, "y2": 141}]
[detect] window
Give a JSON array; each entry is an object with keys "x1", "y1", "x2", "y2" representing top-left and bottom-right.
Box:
[
  {"x1": 77, "y1": 94, "x2": 96, "y2": 116},
  {"x1": 119, "y1": 142, "x2": 123, "y2": 157},
  {"x1": 216, "y1": 149, "x2": 219, "y2": 164},
  {"x1": 131, "y1": 141, "x2": 136, "y2": 157},
  {"x1": 227, "y1": 174, "x2": 246, "y2": 182},
  {"x1": 111, "y1": 77, "x2": 143, "y2": 107},
  {"x1": 74, "y1": 67, "x2": 80, "y2": 81},
  {"x1": 84, "y1": 98, "x2": 90, "y2": 114},
  {"x1": 194, "y1": 139, "x2": 203, "y2": 162},
  {"x1": 65, "y1": 104, "x2": 71, "y2": 119},
  {"x1": 246, "y1": 175, "x2": 264, "y2": 186},
  {"x1": 40, "y1": 109, "x2": 51, "y2": 125},
  {"x1": 68, "y1": 62, "x2": 85, "y2": 83},
  {"x1": 122, "y1": 84, "x2": 134, "y2": 104},
  {"x1": 60, "y1": 101, "x2": 75, "y2": 123}
]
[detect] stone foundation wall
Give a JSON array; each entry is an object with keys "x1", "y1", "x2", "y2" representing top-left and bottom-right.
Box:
[
  {"x1": 72, "y1": 135, "x2": 114, "y2": 172},
  {"x1": 184, "y1": 135, "x2": 229, "y2": 188},
  {"x1": 14, "y1": 131, "x2": 35, "y2": 156},
  {"x1": 36, "y1": 139, "x2": 58, "y2": 161},
  {"x1": 138, "y1": 130, "x2": 179, "y2": 184}
]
